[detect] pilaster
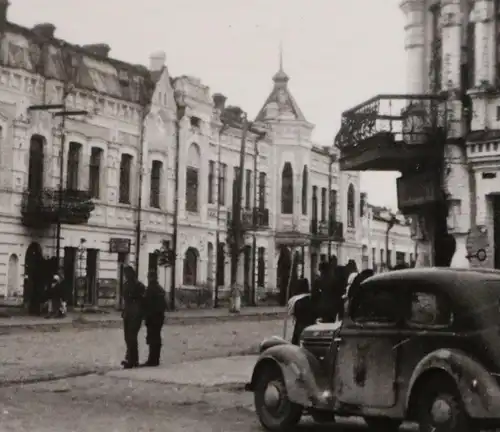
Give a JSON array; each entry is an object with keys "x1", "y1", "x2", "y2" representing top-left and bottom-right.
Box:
[{"x1": 401, "y1": 0, "x2": 426, "y2": 93}]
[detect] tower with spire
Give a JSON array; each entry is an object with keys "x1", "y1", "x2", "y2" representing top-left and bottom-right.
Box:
[{"x1": 254, "y1": 44, "x2": 310, "y2": 126}]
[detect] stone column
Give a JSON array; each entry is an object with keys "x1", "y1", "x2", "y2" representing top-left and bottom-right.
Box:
[
  {"x1": 401, "y1": 0, "x2": 426, "y2": 93},
  {"x1": 471, "y1": 0, "x2": 495, "y2": 86}
]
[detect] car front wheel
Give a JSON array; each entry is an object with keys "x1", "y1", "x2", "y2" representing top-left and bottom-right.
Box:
[
  {"x1": 415, "y1": 380, "x2": 478, "y2": 432},
  {"x1": 254, "y1": 365, "x2": 303, "y2": 431}
]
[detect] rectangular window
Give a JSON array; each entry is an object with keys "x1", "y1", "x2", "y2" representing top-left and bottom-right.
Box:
[
  {"x1": 89, "y1": 147, "x2": 102, "y2": 199},
  {"x1": 186, "y1": 166, "x2": 199, "y2": 212},
  {"x1": 407, "y1": 291, "x2": 452, "y2": 327},
  {"x1": 245, "y1": 169, "x2": 252, "y2": 209},
  {"x1": 150, "y1": 160, "x2": 162, "y2": 208},
  {"x1": 67, "y1": 142, "x2": 81, "y2": 190},
  {"x1": 351, "y1": 286, "x2": 401, "y2": 324},
  {"x1": 119, "y1": 154, "x2": 133, "y2": 204},
  {"x1": 329, "y1": 189, "x2": 337, "y2": 221},
  {"x1": 312, "y1": 186, "x2": 318, "y2": 221},
  {"x1": 321, "y1": 187, "x2": 327, "y2": 221},
  {"x1": 258, "y1": 172, "x2": 266, "y2": 209},
  {"x1": 208, "y1": 160, "x2": 215, "y2": 204},
  {"x1": 257, "y1": 247, "x2": 265, "y2": 287},
  {"x1": 232, "y1": 167, "x2": 240, "y2": 209},
  {"x1": 219, "y1": 163, "x2": 227, "y2": 206}
]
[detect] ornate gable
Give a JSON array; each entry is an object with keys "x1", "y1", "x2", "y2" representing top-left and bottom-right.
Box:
[{"x1": 255, "y1": 66, "x2": 306, "y2": 123}]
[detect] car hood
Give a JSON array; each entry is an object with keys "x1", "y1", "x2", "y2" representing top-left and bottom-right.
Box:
[{"x1": 301, "y1": 321, "x2": 342, "y2": 339}]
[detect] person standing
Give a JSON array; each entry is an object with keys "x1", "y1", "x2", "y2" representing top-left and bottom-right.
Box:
[
  {"x1": 45, "y1": 275, "x2": 66, "y2": 318},
  {"x1": 288, "y1": 278, "x2": 316, "y2": 345},
  {"x1": 121, "y1": 266, "x2": 146, "y2": 369},
  {"x1": 141, "y1": 271, "x2": 168, "y2": 367}
]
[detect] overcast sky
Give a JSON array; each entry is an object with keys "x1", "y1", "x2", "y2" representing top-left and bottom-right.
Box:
[{"x1": 10, "y1": 0, "x2": 405, "y2": 209}]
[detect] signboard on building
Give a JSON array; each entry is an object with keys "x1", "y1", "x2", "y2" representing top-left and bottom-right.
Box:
[
  {"x1": 397, "y1": 172, "x2": 440, "y2": 211},
  {"x1": 109, "y1": 238, "x2": 131, "y2": 254}
]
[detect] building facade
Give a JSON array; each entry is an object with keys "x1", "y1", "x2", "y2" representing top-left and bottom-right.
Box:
[
  {"x1": 0, "y1": 3, "x2": 410, "y2": 308},
  {"x1": 335, "y1": 0, "x2": 499, "y2": 271},
  {"x1": 360, "y1": 200, "x2": 415, "y2": 272}
]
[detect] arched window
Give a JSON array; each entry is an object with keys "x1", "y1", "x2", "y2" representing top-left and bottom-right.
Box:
[
  {"x1": 7, "y1": 254, "x2": 19, "y2": 297},
  {"x1": 347, "y1": 183, "x2": 356, "y2": 228},
  {"x1": 150, "y1": 160, "x2": 163, "y2": 208},
  {"x1": 28, "y1": 135, "x2": 45, "y2": 192},
  {"x1": 183, "y1": 247, "x2": 198, "y2": 285},
  {"x1": 301, "y1": 165, "x2": 308, "y2": 215},
  {"x1": 281, "y1": 162, "x2": 293, "y2": 214},
  {"x1": 186, "y1": 143, "x2": 200, "y2": 212}
]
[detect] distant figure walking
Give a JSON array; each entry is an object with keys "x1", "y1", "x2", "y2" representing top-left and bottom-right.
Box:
[
  {"x1": 288, "y1": 278, "x2": 316, "y2": 345},
  {"x1": 121, "y1": 266, "x2": 146, "y2": 369},
  {"x1": 45, "y1": 275, "x2": 66, "y2": 319},
  {"x1": 142, "y1": 271, "x2": 168, "y2": 367}
]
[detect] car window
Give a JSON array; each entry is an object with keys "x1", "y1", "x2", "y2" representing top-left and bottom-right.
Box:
[
  {"x1": 407, "y1": 291, "x2": 452, "y2": 327},
  {"x1": 351, "y1": 285, "x2": 400, "y2": 325}
]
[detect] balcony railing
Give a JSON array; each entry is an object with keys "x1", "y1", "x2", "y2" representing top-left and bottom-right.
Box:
[
  {"x1": 310, "y1": 219, "x2": 344, "y2": 242},
  {"x1": 334, "y1": 94, "x2": 447, "y2": 171},
  {"x1": 21, "y1": 188, "x2": 95, "y2": 228},
  {"x1": 227, "y1": 207, "x2": 270, "y2": 230}
]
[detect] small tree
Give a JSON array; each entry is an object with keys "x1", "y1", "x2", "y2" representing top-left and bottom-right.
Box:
[{"x1": 154, "y1": 240, "x2": 174, "y2": 307}]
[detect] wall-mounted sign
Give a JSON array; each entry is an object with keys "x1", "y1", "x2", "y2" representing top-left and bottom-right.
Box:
[
  {"x1": 109, "y1": 238, "x2": 131, "y2": 254},
  {"x1": 397, "y1": 172, "x2": 440, "y2": 211}
]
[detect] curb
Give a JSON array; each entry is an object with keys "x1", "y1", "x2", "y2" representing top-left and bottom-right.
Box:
[{"x1": 0, "y1": 310, "x2": 286, "y2": 335}]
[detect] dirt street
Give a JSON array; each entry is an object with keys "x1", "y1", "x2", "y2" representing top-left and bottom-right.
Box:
[
  {"x1": 0, "y1": 319, "x2": 284, "y2": 384},
  {"x1": 0, "y1": 375, "x2": 361, "y2": 432}
]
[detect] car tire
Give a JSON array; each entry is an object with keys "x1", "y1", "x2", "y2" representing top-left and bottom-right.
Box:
[
  {"x1": 414, "y1": 379, "x2": 479, "y2": 432},
  {"x1": 364, "y1": 417, "x2": 401, "y2": 431},
  {"x1": 254, "y1": 365, "x2": 303, "y2": 431}
]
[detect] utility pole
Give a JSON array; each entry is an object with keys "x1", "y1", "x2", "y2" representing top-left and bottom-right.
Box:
[
  {"x1": 327, "y1": 154, "x2": 333, "y2": 259},
  {"x1": 170, "y1": 89, "x2": 187, "y2": 311},
  {"x1": 385, "y1": 215, "x2": 397, "y2": 270},
  {"x1": 250, "y1": 129, "x2": 266, "y2": 306},
  {"x1": 229, "y1": 113, "x2": 249, "y2": 307},
  {"x1": 214, "y1": 118, "x2": 230, "y2": 308},
  {"x1": 133, "y1": 76, "x2": 154, "y2": 274}
]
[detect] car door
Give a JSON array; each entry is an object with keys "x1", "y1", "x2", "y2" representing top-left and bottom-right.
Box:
[{"x1": 332, "y1": 280, "x2": 404, "y2": 408}]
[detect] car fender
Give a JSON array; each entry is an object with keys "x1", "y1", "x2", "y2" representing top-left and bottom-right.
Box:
[
  {"x1": 406, "y1": 348, "x2": 500, "y2": 419},
  {"x1": 248, "y1": 344, "x2": 328, "y2": 407}
]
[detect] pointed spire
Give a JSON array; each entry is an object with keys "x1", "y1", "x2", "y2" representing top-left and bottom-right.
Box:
[
  {"x1": 279, "y1": 40, "x2": 284, "y2": 72},
  {"x1": 273, "y1": 40, "x2": 289, "y2": 85}
]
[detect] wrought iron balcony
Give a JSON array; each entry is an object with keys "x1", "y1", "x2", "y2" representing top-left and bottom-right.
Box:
[
  {"x1": 21, "y1": 188, "x2": 95, "y2": 228},
  {"x1": 227, "y1": 207, "x2": 270, "y2": 230},
  {"x1": 310, "y1": 219, "x2": 344, "y2": 242},
  {"x1": 334, "y1": 94, "x2": 447, "y2": 171}
]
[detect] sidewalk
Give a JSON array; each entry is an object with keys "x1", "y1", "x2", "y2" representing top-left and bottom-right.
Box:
[{"x1": 0, "y1": 306, "x2": 286, "y2": 334}]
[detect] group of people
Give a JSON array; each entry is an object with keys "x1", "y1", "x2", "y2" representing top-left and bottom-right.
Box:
[
  {"x1": 121, "y1": 265, "x2": 168, "y2": 369},
  {"x1": 288, "y1": 258, "x2": 410, "y2": 345}
]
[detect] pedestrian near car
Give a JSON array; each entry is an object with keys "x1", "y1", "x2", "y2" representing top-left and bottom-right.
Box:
[
  {"x1": 121, "y1": 265, "x2": 146, "y2": 369},
  {"x1": 141, "y1": 271, "x2": 168, "y2": 367},
  {"x1": 288, "y1": 278, "x2": 316, "y2": 345}
]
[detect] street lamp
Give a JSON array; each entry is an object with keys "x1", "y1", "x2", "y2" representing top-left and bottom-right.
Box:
[{"x1": 170, "y1": 89, "x2": 187, "y2": 311}]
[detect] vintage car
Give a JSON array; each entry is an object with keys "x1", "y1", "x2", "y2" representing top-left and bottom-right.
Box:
[{"x1": 246, "y1": 267, "x2": 500, "y2": 432}]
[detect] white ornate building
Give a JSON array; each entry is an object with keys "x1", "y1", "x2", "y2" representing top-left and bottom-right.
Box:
[
  {"x1": 0, "y1": 4, "x2": 411, "y2": 308},
  {"x1": 336, "y1": 0, "x2": 500, "y2": 271},
  {"x1": 360, "y1": 199, "x2": 415, "y2": 272}
]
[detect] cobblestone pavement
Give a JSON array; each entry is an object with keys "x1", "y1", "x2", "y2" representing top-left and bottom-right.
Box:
[
  {"x1": 0, "y1": 375, "x2": 362, "y2": 431},
  {"x1": 0, "y1": 319, "x2": 284, "y2": 385}
]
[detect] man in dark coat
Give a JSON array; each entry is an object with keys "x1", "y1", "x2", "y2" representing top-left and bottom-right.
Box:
[
  {"x1": 141, "y1": 271, "x2": 168, "y2": 367},
  {"x1": 121, "y1": 266, "x2": 146, "y2": 369}
]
